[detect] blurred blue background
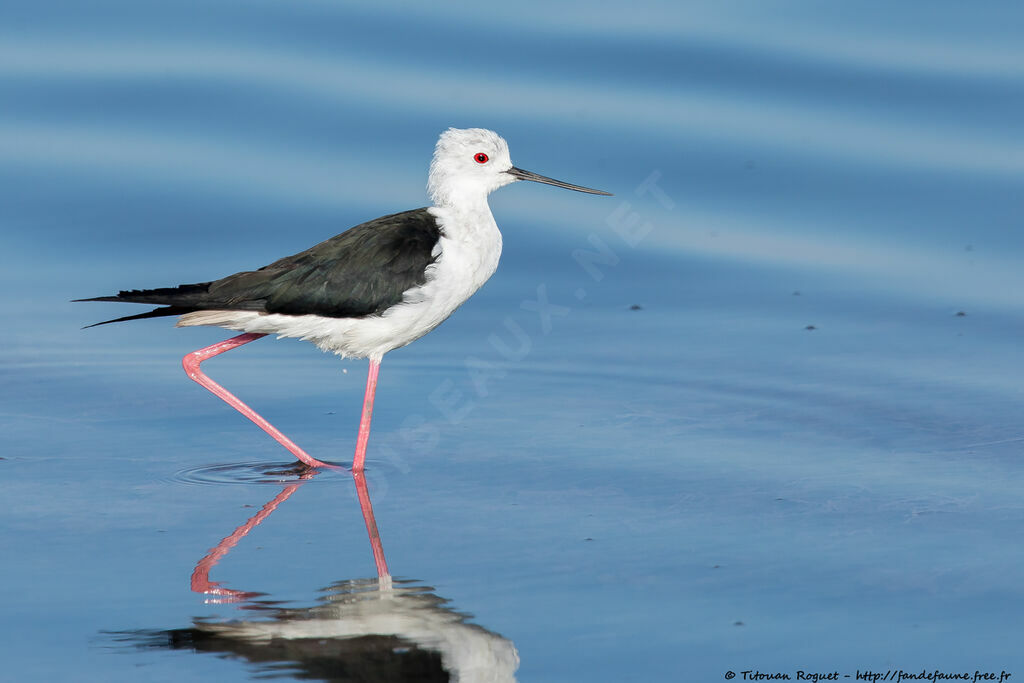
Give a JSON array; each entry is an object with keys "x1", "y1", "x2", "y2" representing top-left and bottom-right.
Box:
[{"x1": 2, "y1": 1, "x2": 1023, "y2": 680}]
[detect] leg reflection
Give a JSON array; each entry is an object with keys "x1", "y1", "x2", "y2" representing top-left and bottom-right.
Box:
[
  {"x1": 353, "y1": 470, "x2": 390, "y2": 580},
  {"x1": 190, "y1": 472, "x2": 315, "y2": 602},
  {"x1": 190, "y1": 468, "x2": 390, "y2": 601}
]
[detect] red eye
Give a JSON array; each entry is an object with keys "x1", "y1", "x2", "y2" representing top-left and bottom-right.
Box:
[{"x1": 474, "y1": 152, "x2": 489, "y2": 164}]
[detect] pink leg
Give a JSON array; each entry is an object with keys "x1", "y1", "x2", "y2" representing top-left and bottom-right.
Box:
[
  {"x1": 182, "y1": 333, "x2": 332, "y2": 469},
  {"x1": 351, "y1": 358, "x2": 380, "y2": 473},
  {"x1": 354, "y1": 470, "x2": 390, "y2": 578}
]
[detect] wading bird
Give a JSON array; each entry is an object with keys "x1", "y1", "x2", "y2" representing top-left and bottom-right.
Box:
[{"x1": 79, "y1": 128, "x2": 611, "y2": 470}]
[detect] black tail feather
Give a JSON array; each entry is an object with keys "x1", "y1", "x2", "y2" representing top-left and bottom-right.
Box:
[
  {"x1": 75, "y1": 282, "x2": 215, "y2": 327},
  {"x1": 82, "y1": 306, "x2": 195, "y2": 329},
  {"x1": 74, "y1": 282, "x2": 213, "y2": 307},
  {"x1": 74, "y1": 295, "x2": 128, "y2": 303}
]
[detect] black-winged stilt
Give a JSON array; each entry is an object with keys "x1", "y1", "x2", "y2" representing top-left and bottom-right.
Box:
[{"x1": 78, "y1": 128, "x2": 611, "y2": 471}]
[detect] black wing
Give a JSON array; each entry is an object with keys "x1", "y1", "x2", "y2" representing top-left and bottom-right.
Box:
[{"x1": 79, "y1": 208, "x2": 442, "y2": 326}]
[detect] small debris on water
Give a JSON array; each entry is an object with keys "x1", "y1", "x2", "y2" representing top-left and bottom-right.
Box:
[
  {"x1": 792, "y1": 291, "x2": 801, "y2": 296},
  {"x1": 629, "y1": 304, "x2": 643, "y2": 311},
  {"x1": 734, "y1": 621, "x2": 745, "y2": 627},
  {"x1": 955, "y1": 311, "x2": 967, "y2": 317},
  {"x1": 805, "y1": 325, "x2": 816, "y2": 330}
]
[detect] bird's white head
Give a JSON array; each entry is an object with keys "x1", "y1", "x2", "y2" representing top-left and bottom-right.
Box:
[
  {"x1": 428, "y1": 128, "x2": 514, "y2": 207},
  {"x1": 427, "y1": 127, "x2": 611, "y2": 208}
]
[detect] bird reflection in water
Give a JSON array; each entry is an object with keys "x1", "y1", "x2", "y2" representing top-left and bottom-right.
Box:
[{"x1": 110, "y1": 469, "x2": 519, "y2": 682}]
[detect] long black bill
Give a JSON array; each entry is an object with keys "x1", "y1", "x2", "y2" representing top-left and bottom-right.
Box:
[{"x1": 507, "y1": 167, "x2": 612, "y2": 196}]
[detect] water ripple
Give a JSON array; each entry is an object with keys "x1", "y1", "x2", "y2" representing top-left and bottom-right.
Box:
[{"x1": 170, "y1": 460, "x2": 348, "y2": 486}]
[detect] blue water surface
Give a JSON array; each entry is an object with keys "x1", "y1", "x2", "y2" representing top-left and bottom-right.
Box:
[{"x1": 2, "y1": 1, "x2": 1024, "y2": 681}]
